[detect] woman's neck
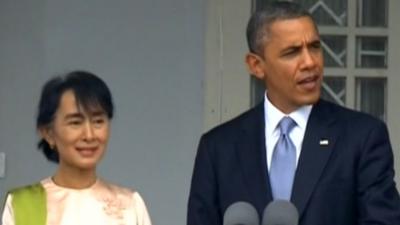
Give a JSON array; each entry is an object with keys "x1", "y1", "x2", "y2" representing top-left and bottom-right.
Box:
[{"x1": 53, "y1": 166, "x2": 97, "y2": 189}]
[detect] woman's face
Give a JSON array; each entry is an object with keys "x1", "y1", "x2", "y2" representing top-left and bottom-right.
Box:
[{"x1": 41, "y1": 90, "x2": 110, "y2": 171}]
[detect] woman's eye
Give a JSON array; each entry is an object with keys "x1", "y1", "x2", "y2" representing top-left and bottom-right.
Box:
[
  {"x1": 93, "y1": 117, "x2": 107, "y2": 126},
  {"x1": 69, "y1": 120, "x2": 82, "y2": 125},
  {"x1": 94, "y1": 119, "x2": 104, "y2": 124}
]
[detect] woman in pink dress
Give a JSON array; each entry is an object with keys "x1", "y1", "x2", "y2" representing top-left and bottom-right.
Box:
[{"x1": 2, "y1": 71, "x2": 152, "y2": 225}]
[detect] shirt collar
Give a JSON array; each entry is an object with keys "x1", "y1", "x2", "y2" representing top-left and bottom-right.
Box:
[{"x1": 264, "y1": 92, "x2": 312, "y2": 132}]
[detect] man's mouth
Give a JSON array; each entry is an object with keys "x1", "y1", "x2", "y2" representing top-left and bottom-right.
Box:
[{"x1": 297, "y1": 75, "x2": 320, "y2": 91}]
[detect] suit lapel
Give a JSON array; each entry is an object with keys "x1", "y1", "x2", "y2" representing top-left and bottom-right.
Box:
[
  {"x1": 236, "y1": 103, "x2": 272, "y2": 213},
  {"x1": 291, "y1": 100, "x2": 339, "y2": 218}
]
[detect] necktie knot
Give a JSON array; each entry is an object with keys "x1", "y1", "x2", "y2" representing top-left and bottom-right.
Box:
[{"x1": 279, "y1": 117, "x2": 296, "y2": 136}]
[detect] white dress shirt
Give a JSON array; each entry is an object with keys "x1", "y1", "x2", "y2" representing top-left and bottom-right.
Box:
[{"x1": 264, "y1": 94, "x2": 313, "y2": 171}]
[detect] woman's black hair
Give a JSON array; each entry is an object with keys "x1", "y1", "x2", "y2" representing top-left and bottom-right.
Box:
[{"x1": 36, "y1": 70, "x2": 114, "y2": 163}]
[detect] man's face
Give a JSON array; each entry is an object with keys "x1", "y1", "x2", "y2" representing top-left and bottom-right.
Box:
[{"x1": 247, "y1": 16, "x2": 323, "y2": 113}]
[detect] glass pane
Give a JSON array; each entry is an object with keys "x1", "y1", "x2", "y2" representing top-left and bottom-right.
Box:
[
  {"x1": 356, "y1": 78, "x2": 386, "y2": 121},
  {"x1": 298, "y1": 0, "x2": 347, "y2": 26},
  {"x1": 255, "y1": 0, "x2": 347, "y2": 26},
  {"x1": 321, "y1": 35, "x2": 346, "y2": 67},
  {"x1": 356, "y1": 36, "x2": 387, "y2": 68},
  {"x1": 321, "y1": 77, "x2": 346, "y2": 106},
  {"x1": 357, "y1": 0, "x2": 388, "y2": 27}
]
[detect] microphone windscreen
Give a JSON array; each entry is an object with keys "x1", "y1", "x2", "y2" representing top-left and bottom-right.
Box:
[
  {"x1": 223, "y1": 201, "x2": 259, "y2": 225},
  {"x1": 262, "y1": 200, "x2": 299, "y2": 225}
]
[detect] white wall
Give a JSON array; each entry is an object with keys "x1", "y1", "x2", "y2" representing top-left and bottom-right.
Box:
[{"x1": 0, "y1": 0, "x2": 205, "y2": 224}]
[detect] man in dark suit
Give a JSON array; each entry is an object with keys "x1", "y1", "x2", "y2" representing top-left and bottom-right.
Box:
[{"x1": 187, "y1": 1, "x2": 400, "y2": 225}]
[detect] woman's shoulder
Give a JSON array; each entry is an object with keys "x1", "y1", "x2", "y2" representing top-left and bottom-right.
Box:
[
  {"x1": 96, "y1": 179, "x2": 150, "y2": 211},
  {"x1": 98, "y1": 179, "x2": 135, "y2": 194},
  {"x1": 98, "y1": 180, "x2": 149, "y2": 206},
  {"x1": 8, "y1": 182, "x2": 44, "y2": 197}
]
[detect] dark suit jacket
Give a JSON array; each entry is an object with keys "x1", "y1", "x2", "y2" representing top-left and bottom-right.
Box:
[{"x1": 187, "y1": 99, "x2": 400, "y2": 225}]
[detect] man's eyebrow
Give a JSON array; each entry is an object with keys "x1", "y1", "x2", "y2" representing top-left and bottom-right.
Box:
[
  {"x1": 281, "y1": 38, "x2": 321, "y2": 52},
  {"x1": 281, "y1": 44, "x2": 302, "y2": 53},
  {"x1": 308, "y1": 39, "x2": 321, "y2": 46}
]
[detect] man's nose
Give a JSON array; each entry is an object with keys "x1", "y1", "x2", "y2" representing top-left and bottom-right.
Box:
[{"x1": 301, "y1": 48, "x2": 317, "y2": 69}]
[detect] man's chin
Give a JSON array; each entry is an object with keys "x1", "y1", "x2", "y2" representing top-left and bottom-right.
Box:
[{"x1": 299, "y1": 93, "x2": 321, "y2": 106}]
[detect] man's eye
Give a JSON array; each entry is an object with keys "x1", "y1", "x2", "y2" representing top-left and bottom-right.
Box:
[
  {"x1": 311, "y1": 42, "x2": 321, "y2": 50},
  {"x1": 282, "y1": 51, "x2": 296, "y2": 58},
  {"x1": 282, "y1": 48, "x2": 299, "y2": 57},
  {"x1": 285, "y1": 50, "x2": 296, "y2": 55}
]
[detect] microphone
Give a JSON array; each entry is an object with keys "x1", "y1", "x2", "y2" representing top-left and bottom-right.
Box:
[
  {"x1": 261, "y1": 200, "x2": 299, "y2": 225},
  {"x1": 223, "y1": 201, "x2": 259, "y2": 225}
]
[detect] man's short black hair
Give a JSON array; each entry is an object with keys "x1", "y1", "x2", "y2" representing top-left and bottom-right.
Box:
[{"x1": 246, "y1": 1, "x2": 315, "y2": 55}]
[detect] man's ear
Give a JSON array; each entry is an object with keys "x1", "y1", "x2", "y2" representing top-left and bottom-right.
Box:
[
  {"x1": 39, "y1": 126, "x2": 55, "y2": 148},
  {"x1": 245, "y1": 52, "x2": 266, "y2": 80}
]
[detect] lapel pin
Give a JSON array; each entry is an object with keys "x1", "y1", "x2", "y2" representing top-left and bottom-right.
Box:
[{"x1": 319, "y1": 139, "x2": 329, "y2": 146}]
